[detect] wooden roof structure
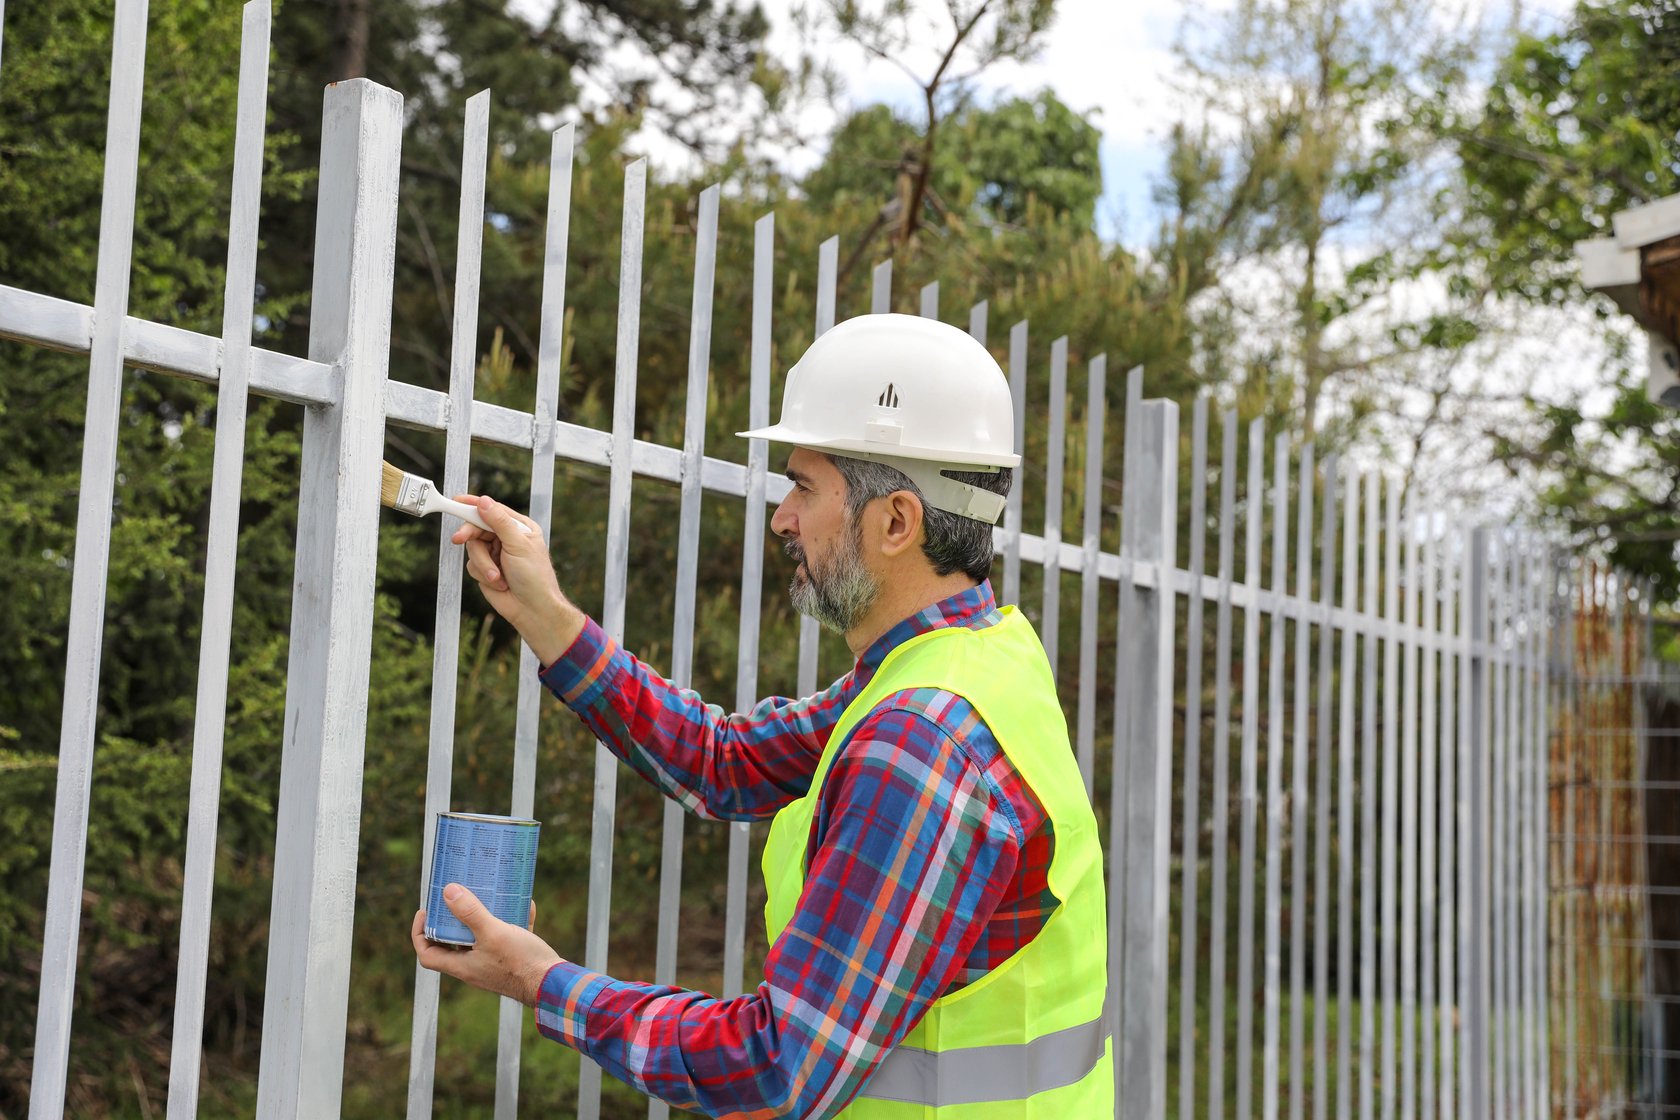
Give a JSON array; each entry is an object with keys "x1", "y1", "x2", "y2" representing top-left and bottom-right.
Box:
[{"x1": 1578, "y1": 193, "x2": 1680, "y2": 405}]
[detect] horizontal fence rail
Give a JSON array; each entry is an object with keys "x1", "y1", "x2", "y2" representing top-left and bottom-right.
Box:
[{"x1": 3, "y1": 2, "x2": 1661, "y2": 1117}]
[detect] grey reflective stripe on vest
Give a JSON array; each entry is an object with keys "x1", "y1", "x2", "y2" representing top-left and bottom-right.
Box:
[{"x1": 857, "y1": 1009, "x2": 1110, "y2": 1107}]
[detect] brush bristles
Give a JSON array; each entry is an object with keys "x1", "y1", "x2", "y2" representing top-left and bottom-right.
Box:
[
  {"x1": 380, "y1": 461, "x2": 429, "y2": 516},
  {"x1": 380, "y1": 461, "x2": 408, "y2": 508}
]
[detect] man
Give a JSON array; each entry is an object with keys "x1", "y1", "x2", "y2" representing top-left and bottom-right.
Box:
[{"x1": 411, "y1": 313, "x2": 1111, "y2": 1117}]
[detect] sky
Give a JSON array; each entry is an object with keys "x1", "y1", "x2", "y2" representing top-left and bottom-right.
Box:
[
  {"x1": 751, "y1": 0, "x2": 1187, "y2": 246},
  {"x1": 566, "y1": 0, "x2": 1581, "y2": 249}
]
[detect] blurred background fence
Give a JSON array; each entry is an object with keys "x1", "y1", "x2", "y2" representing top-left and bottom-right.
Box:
[{"x1": 2, "y1": 1, "x2": 1676, "y2": 1118}]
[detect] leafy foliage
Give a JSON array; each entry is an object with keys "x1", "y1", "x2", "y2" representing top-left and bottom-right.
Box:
[{"x1": 1459, "y1": 0, "x2": 1680, "y2": 594}]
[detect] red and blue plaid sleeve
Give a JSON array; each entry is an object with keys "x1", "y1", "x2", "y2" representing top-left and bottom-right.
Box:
[
  {"x1": 539, "y1": 617, "x2": 862, "y2": 821},
  {"x1": 533, "y1": 700, "x2": 1025, "y2": 1118}
]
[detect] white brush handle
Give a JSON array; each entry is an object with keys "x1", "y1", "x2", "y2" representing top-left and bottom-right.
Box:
[
  {"x1": 427, "y1": 493, "x2": 533, "y2": 536},
  {"x1": 429, "y1": 494, "x2": 494, "y2": 533}
]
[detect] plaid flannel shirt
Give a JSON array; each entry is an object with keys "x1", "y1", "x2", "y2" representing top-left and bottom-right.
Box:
[{"x1": 533, "y1": 581, "x2": 1056, "y2": 1118}]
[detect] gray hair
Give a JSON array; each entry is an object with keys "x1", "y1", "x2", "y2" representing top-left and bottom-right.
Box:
[{"x1": 829, "y1": 455, "x2": 1012, "y2": 583}]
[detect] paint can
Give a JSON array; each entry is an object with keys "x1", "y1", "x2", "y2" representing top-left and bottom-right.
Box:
[{"x1": 424, "y1": 812, "x2": 541, "y2": 946}]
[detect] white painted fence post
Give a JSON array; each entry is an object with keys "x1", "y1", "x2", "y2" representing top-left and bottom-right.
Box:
[
  {"x1": 1462, "y1": 526, "x2": 1492, "y2": 1119},
  {"x1": 255, "y1": 78, "x2": 403, "y2": 1120},
  {"x1": 1113, "y1": 397, "x2": 1179, "y2": 1115},
  {"x1": 29, "y1": 1, "x2": 150, "y2": 1113}
]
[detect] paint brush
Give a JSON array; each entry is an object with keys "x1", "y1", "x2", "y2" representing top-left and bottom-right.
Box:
[{"x1": 380, "y1": 461, "x2": 529, "y2": 535}]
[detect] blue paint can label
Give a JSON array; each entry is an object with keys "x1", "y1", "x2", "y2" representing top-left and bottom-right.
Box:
[{"x1": 424, "y1": 812, "x2": 541, "y2": 947}]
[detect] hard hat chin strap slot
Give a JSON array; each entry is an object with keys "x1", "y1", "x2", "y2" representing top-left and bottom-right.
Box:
[{"x1": 833, "y1": 450, "x2": 1007, "y2": 525}]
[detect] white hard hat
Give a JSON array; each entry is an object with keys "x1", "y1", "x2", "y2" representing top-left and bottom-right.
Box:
[{"x1": 738, "y1": 314, "x2": 1021, "y2": 523}]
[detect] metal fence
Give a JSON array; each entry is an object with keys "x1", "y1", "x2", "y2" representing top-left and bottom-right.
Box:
[
  {"x1": 1553, "y1": 567, "x2": 1664, "y2": 1118},
  {"x1": 1, "y1": 1, "x2": 1652, "y2": 1116}
]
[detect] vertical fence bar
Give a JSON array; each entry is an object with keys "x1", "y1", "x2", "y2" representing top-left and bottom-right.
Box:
[
  {"x1": 1539, "y1": 553, "x2": 1555, "y2": 1118},
  {"x1": 1041, "y1": 337, "x2": 1068, "y2": 675},
  {"x1": 919, "y1": 280, "x2": 937, "y2": 318},
  {"x1": 1314, "y1": 453, "x2": 1341, "y2": 1120},
  {"x1": 1511, "y1": 546, "x2": 1525, "y2": 1114},
  {"x1": 29, "y1": 0, "x2": 152, "y2": 1110},
  {"x1": 1401, "y1": 488, "x2": 1419, "y2": 1120},
  {"x1": 968, "y1": 299, "x2": 986, "y2": 343},
  {"x1": 1490, "y1": 535, "x2": 1508, "y2": 1119},
  {"x1": 645, "y1": 182, "x2": 719, "y2": 1120},
  {"x1": 576, "y1": 156, "x2": 648, "y2": 1120},
  {"x1": 1521, "y1": 545, "x2": 1540, "y2": 1120},
  {"x1": 796, "y1": 233, "x2": 834, "y2": 699},
  {"x1": 1439, "y1": 521, "x2": 1459, "y2": 1120},
  {"x1": 1075, "y1": 356, "x2": 1106, "y2": 794},
  {"x1": 496, "y1": 113, "x2": 575, "y2": 1120},
  {"x1": 1263, "y1": 433, "x2": 1291, "y2": 1120},
  {"x1": 1180, "y1": 396, "x2": 1210, "y2": 1119},
  {"x1": 1207, "y1": 409, "x2": 1240, "y2": 1120},
  {"x1": 1237, "y1": 417, "x2": 1265, "y2": 1120},
  {"x1": 1115, "y1": 398, "x2": 1180, "y2": 1117},
  {"x1": 1361, "y1": 470, "x2": 1380, "y2": 1120},
  {"x1": 168, "y1": 6, "x2": 271, "y2": 1114},
  {"x1": 817, "y1": 236, "x2": 837, "y2": 334},
  {"x1": 872, "y1": 259, "x2": 891, "y2": 314},
  {"x1": 1562, "y1": 561, "x2": 1576, "y2": 1120},
  {"x1": 1381, "y1": 476, "x2": 1400, "y2": 1120},
  {"x1": 1338, "y1": 467, "x2": 1361, "y2": 1120},
  {"x1": 1516, "y1": 544, "x2": 1531, "y2": 1115},
  {"x1": 723, "y1": 212, "x2": 776, "y2": 1002},
  {"x1": 1418, "y1": 499, "x2": 1439, "y2": 1120},
  {"x1": 1002, "y1": 322, "x2": 1028, "y2": 607},
  {"x1": 255, "y1": 78, "x2": 403, "y2": 1120},
  {"x1": 1463, "y1": 527, "x2": 1491, "y2": 1118},
  {"x1": 1291, "y1": 442, "x2": 1315, "y2": 1120},
  {"x1": 405, "y1": 90, "x2": 498, "y2": 1120}
]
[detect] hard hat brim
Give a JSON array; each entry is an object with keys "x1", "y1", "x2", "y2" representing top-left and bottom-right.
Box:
[{"x1": 737, "y1": 423, "x2": 1022, "y2": 470}]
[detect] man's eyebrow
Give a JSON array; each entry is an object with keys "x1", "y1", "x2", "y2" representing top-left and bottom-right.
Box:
[{"x1": 785, "y1": 467, "x2": 811, "y2": 485}]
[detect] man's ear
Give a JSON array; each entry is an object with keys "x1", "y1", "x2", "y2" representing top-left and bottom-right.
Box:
[{"x1": 876, "y1": 489, "x2": 925, "y2": 559}]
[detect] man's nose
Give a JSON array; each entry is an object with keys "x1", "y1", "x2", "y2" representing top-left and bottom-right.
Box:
[{"x1": 770, "y1": 498, "x2": 794, "y2": 538}]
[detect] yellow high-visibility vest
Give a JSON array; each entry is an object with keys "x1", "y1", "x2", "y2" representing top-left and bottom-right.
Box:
[{"x1": 763, "y1": 606, "x2": 1112, "y2": 1117}]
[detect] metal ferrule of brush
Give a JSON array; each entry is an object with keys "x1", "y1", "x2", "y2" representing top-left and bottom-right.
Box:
[{"x1": 395, "y1": 473, "x2": 431, "y2": 516}]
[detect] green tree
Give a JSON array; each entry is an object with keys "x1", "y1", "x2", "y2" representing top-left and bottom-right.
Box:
[{"x1": 1458, "y1": 0, "x2": 1680, "y2": 595}]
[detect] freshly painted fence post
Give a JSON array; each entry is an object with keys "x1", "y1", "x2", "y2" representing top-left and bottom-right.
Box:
[
  {"x1": 28, "y1": 1, "x2": 151, "y2": 1112},
  {"x1": 1262, "y1": 432, "x2": 1290, "y2": 1120},
  {"x1": 1179, "y1": 395, "x2": 1211, "y2": 1119},
  {"x1": 1381, "y1": 477, "x2": 1399, "y2": 1120},
  {"x1": 1075, "y1": 355, "x2": 1106, "y2": 794},
  {"x1": 722, "y1": 212, "x2": 777, "y2": 1003},
  {"x1": 169, "y1": 6, "x2": 272, "y2": 1115},
  {"x1": 405, "y1": 90, "x2": 499, "y2": 1120},
  {"x1": 646, "y1": 182, "x2": 720, "y2": 1120},
  {"x1": 1237, "y1": 418, "x2": 1265, "y2": 1120},
  {"x1": 1418, "y1": 497, "x2": 1440, "y2": 1120},
  {"x1": 1400, "y1": 487, "x2": 1419, "y2": 1120},
  {"x1": 1001, "y1": 321, "x2": 1028, "y2": 607},
  {"x1": 1290, "y1": 442, "x2": 1315, "y2": 1120},
  {"x1": 498, "y1": 105, "x2": 568, "y2": 1120},
  {"x1": 1042, "y1": 337, "x2": 1068, "y2": 675},
  {"x1": 1207, "y1": 409, "x2": 1240, "y2": 1120},
  {"x1": 1360, "y1": 471, "x2": 1380, "y2": 1120},
  {"x1": 1438, "y1": 518, "x2": 1460, "y2": 1120},
  {"x1": 577, "y1": 157, "x2": 649, "y2": 1120},
  {"x1": 1114, "y1": 397, "x2": 1180, "y2": 1116},
  {"x1": 1337, "y1": 467, "x2": 1360, "y2": 1120},
  {"x1": 1313, "y1": 452, "x2": 1341, "y2": 1120},
  {"x1": 1462, "y1": 527, "x2": 1492, "y2": 1118},
  {"x1": 256, "y1": 78, "x2": 404, "y2": 1120}
]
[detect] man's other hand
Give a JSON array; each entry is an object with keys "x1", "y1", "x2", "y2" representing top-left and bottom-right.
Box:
[{"x1": 412, "y1": 883, "x2": 562, "y2": 1007}]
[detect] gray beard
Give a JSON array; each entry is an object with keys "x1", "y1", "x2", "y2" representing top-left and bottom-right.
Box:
[{"x1": 785, "y1": 526, "x2": 879, "y2": 635}]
